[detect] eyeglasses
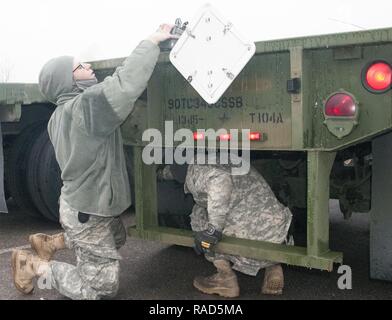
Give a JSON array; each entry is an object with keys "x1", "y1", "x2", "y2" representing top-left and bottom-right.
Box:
[{"x1": 72, "y1": 63, "x2": 87, "y2": 73}]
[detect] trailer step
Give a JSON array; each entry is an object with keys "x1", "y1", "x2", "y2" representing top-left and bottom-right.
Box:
[{"x1": 128, "y1": 226, "x2": 343, "y2": 272}]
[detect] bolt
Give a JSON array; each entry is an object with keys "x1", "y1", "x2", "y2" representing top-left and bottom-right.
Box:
[{"x1": 206, "y1": 36, "x2": 212, "y2": 41}]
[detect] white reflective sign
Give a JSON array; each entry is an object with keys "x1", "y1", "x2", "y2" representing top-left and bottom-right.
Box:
[{"x1": 169, "y1": 3, "x2": 256, "y2": 104}]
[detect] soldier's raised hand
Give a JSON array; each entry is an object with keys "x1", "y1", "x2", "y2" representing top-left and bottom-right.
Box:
[{"x1": 147, "y1": 23, "x2": 179, "y2": 45}]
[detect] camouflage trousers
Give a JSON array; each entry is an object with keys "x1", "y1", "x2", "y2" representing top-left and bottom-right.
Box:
[
  {"x1": 48, "y1": 197, "x2": 126, "y2": 300},
  {"x1": 190, "y1": 204, "x2": 291, "y2": 276}
]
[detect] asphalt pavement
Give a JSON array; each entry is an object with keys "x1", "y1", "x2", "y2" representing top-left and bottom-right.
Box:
[{"x1": 0, "y1": 200, "x2": 391, "y2": 300}]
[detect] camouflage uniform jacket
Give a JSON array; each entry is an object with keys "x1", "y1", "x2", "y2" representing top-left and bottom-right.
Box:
[{"x1": 185, "y1": 164, "x2": 293, "y2": 275}]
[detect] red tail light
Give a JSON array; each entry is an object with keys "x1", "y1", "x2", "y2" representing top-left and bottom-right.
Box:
[
  {"x1": 219, "y1": 133, "x2": 231, "y2": 141},
  {"x1": 193, "y1": 131, "x2": 262, "y2": 141},
  {"x1": 248, "y1": 132, "x2": 261, "y2": 141},
  {"x1": 325, "y1": 93, "x2": 357, "y2": 117},
  {"x1": 193, "y1": 132, "x2": 204, "y2": 140},
  {"x1": 362, "y1": 61, "x2": 392, "y2": 93}
]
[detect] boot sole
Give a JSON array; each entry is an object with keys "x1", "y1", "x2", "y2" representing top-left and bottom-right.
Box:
[
  {"x1": 11, "y1": 251, "x2": 34, "y2": 295},
  {"x1": 193, "y1": 280, "x2": 239, "y2": 298},
  {"x1": 261, "y1": 288, "x2": 283, "y2": 295},
  {"x1": 262, "y1": 279, "x2": 283, "y2": 296}
]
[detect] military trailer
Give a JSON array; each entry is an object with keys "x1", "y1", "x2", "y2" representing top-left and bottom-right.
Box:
[{"x1": 1, "y1": 27, "x2": 392, "y2": 281}]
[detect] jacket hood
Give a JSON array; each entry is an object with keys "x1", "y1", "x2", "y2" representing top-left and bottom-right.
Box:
[{"x1": 38, "y1": 56, "x2": 75, "y2": 104}]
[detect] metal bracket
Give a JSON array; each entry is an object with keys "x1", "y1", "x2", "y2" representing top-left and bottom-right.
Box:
[
  {"x1": 186, "y1": 28, "x2": 196, "y2": 39},
  {"x1": 223, "y1": 22, "x2": 233, "y2": 35},
  {"x1": 222, "y1": 68, "x2": 235, "y2": 80}
]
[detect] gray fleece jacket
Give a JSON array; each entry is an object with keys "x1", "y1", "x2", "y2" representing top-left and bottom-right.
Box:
[{"x1": 40, "y1": 40, "x2": 160, "y2": 216}]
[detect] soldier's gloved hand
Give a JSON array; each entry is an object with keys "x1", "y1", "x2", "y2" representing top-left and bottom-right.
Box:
[
  {"x1": 147, "y1": 23, "x2": 179, "y2": 45},
  {"x1": 194, "y1": 224, "x2": 222, "y2": 255}
]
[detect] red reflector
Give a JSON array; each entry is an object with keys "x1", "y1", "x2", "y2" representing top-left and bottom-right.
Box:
[
  {"x1": 363, "y1": 61, "x2": 392, "y2": 93},
  {"x1": 248, "y1": 132, "x2": 261, "y2": 141},
  {"x1": 219, "y1": 134, "x2": 231, "y2": 141},
  {"x1": 325, "y1": 93, "x2": 356, "y2": 117},
  {"x1": 193, "y1": 132, "x2": 204, "y2": 140}
]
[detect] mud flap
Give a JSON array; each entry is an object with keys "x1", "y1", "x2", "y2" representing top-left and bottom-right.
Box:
[
  {"x1": 0, "y1": 123, "x2": 8, "y2": 213},
  {"x1": 370, "y1": 132, "x2": 392, "y2": 281}
]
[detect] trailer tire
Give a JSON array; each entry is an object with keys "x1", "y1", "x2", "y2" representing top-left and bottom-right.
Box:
[
  {"x1": 5, "y1": 122, "x2": 46, "y2": 217},
  {"x1": 38, "y1": 136, "x2": 61, "y2": 221},
  {"x1": 27, "y1": 130, "x2": 61, "y2": 222},
  {"x1": 26, "y1": 130, "x2": 54, "y2": 221}
]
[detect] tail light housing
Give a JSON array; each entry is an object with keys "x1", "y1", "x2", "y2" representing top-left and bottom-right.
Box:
[
  {"x1": 361, "y1": 60, "x2": 392, "y2": 94},
  {"x1": 323, "y1": 91, "x2": 359, "y2": 139},
  {"x1": 324, "y1": 92, "x2": 357, "y2": 117}
]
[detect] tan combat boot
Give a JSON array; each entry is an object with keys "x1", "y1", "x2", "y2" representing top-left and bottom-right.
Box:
[
  {"x1": 193, "y1": 259, "x2": 240, "y2": 298},
  {"x1": 29, "y1": 233, "x2": 65, "y2": 261},
  {"x1": 11, "y1": 250, "x2": 49, "y2": 294},
  {"x1": 261, "y1": 264, "x2": 284, "y2": 295}
]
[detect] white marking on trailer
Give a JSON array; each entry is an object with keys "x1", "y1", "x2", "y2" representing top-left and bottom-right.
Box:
[{"x1": 0, "y1": 244, "x2": 30, "y2": 255}]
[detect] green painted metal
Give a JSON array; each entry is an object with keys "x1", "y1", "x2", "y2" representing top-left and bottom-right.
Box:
[
  {"x1": 148, "y1": 51, "x2": 293, "y2": 150},
  {"x1": 0, "y1": 83, "x2": 47, "y2": 105},
  {"x1": 123, "y1": 28, "x2": 392, "y2": 271},
  {"x1": 290, "y1": 46, "x2": 304, "y2": 149},
  {"x1": 307, "y1": 151, "x2": 336, "y2": 256},
  {"x1": 128, "y1": 226, "x2": 342, "y2": 271},
  {"x1": 130, "y1": 145, "x2": 343, "y2": 271},
  {"x1": 310, "y1": 44, "x2": 392, "y2": 150},
  {"x1": 89, "y1": 27, "x2": 392, "y2": 152},
  {"x1": 133, "y1": 146, "x2": 158, "y2": 231},
  {"x1": 149, "y1": 40, "x2": 392, "y2": 151}
]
